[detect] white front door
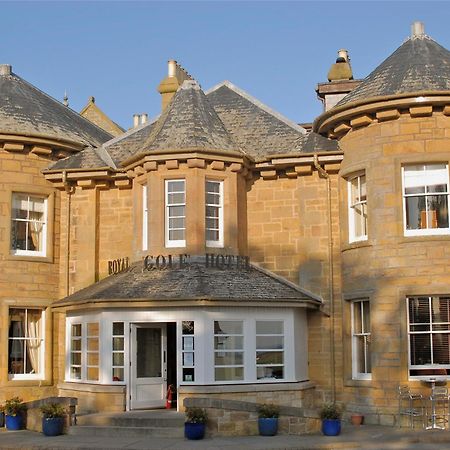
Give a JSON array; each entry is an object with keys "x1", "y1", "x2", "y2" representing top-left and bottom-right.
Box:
[{"x1": 130, "y1": 323, "x2": 167, "y2": 409}]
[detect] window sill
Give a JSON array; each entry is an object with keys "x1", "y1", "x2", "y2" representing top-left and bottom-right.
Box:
[
  {"x1": 341, "y1": 240, "x2": 373, "y2": 253},
  {"x1": 5, "y1": 378, "x2": 50, "y2": 386},
  {"x1": 7, "y1": 254, "x2": 53, "y2": 264},
  {"x1": 399, "y1": 234, "x2": 450, "y2": 244},
  {"x1": 344, "y1": 378, "x2": 372, "y2": 387}
]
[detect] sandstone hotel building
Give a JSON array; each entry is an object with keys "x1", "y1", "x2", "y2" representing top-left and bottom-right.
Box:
[{"x1": 1, "y1": 22, "x2": 450, "y2": 431}]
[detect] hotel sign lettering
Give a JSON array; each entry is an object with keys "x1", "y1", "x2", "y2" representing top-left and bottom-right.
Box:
[{"x1": 143, "y1": 254, "x2": 250, "y2": 271}]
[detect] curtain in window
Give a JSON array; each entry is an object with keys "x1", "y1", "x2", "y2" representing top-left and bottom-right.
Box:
[
  {"x1": 26, "y1": 310, "x2": 41, "y2": 373},
  {"x1": 28, "y1": 211, "x2": 43, "y2": 251}
]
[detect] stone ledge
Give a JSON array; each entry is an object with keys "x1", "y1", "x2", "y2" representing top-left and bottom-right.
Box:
[
  {"x1": 57, "y1": 382, "x2": 126, "y2": 394},
  {"x1": 179, "y1": 381, "x2": 314, "y2": 394}
]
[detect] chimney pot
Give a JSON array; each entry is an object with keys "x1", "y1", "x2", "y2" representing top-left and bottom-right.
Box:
[
  {"x1": 168, "y1": 60, "x2": 177, "y2": 78},
  {"x1": 0, "y1": 64, "x2": 12, "y2": 76},
  {"x1": 133, "y1": 114, "x2": 140, "y2": 128},
  {"x1": 411, "y1": 21, "x2": 425, "y2": 38},
  {"x1": 337, "y1": 49, "x2": 349, "y2": 62},
  {"x1": 141, "y1": 113, "x2": 148, "y2": 124}
]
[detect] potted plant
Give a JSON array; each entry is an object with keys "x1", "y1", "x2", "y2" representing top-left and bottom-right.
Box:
[
  {"x1": 0, "y1": 405, "x2": 4, "y2": 428},
  {"x1": 320, "y1": 402, "x2": 342, "y2": 436},
  {"x1": 40, "y1": 403, "x2": 66, "y2": 436},
  {"x1": 5, "y1": 397, "x2": 26, "y2": 430},
  {"x1": 257, "y1": 403, "x2": 280, "y2": 436},
  {"x1": 350, "y1": 413, "x2": 364, "y2": 426},
  {"x1": 184, "y1": 407, "x2": 207, "y2": 440}
]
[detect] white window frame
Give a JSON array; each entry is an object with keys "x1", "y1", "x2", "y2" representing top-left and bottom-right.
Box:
[
  {"x1": 66, "y1": 320, "x2": 101, "y2": 383},
  {"x1": 407, "y1": 295, "x2": 450, "y2": 379},
  {"x1": 165, "y1": 179, "x2": 186, "y2": 248},
  {"x1": 112, "y1": 322, "x2": 125, "y2": 383},
  {"x1": 402, "y1": 164, "x2": 450, "y2": 236},
  {"x1": 8, "y1": 307, "x2": 45, "y2": 380},
  {"x1": 214, "y1": 320, "x2": 244, "y2": 382},
  {"x1": 142, "y1": 184, "x2": 148, "y2": 251},
  {"x1": 348, "y1": 172, "x2": 367, "y2": 242},
  {"x1": 205, "y1": 179, "x2": 224, "y2": 247},
  {"x1": 11, "y1": 193, "x2": 48, "y2": 257},
  {"x1": 351, "y1": 300, "x2": 371, "y2": 380}
]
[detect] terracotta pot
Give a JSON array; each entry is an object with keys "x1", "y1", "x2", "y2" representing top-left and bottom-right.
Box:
[{"x1": 351, "y1": 414, "x2": 364, "y2": 426}]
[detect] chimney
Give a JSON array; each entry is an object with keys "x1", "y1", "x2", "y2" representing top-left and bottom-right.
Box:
[
  {"x1": 141, "y1": 113, "x2": 148, "y2": 124},
  {"x1": 316, "y1": 50, "x2": 362, "y2": 112},
  {"x1": 157, "y1": 60, "x2": 181, "y2": 111},
  {"x1": 411, "y1": 21, "x2": 425, "y2": 39},
  {"x1": 132, "y1": 113, "x2": 149, "y2": 128},
  {"x1": 0, "y1": 64, "x2": 12, "y2": 76},
  {"x1": 133, "y1": 114, "x2": 140, "y2": 128}
]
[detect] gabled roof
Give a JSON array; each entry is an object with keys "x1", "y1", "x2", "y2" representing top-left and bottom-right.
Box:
[
  {"x1": 337, "y1": 34, "x2": 450, "y2": 107},
  {"x1": 0, "y1": 67, "x2": 112, "y2": 147},
  {"x1": 53, "y1": 256, "x2": 322, "y2": 308},
  {"x1": 80, "y1": 96, "x2": 125, "y2": 137},
  {"x1": 135, "y1": 80, "x2": 239, "y2": 158}
]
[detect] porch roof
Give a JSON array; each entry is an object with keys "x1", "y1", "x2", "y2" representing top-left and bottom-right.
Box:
[{"x1": 53, "y1": 256, "x2": 322, "y2": 309}]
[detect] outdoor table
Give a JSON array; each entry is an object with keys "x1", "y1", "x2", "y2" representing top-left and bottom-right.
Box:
[{"x1": 424, "y1": 377, "x2": 447, "y2": 430}]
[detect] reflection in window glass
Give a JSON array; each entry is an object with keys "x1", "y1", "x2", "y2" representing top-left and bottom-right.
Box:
[
  {"x1": 112, "y1": 322, "x2": 125, "y2": 382},
  {"x1": 256, "y1": 321, "x2": 284, "y2": 380},
  {"x1": 214, "y1": 321, "x2": 244, "y2": 381},
  {"x1": 352, "y1": 301, "x2": 371, "y2": 379},
  {"x1": 182, "y1": 321, "x2": 195, "y2": 382},
  {"x1": 348, "y1": 173, "x2": 367, "y2": 242}
]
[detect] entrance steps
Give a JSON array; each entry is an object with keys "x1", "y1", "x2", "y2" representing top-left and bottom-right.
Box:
[{"x1": 68, "y1": 409, "x2": 185, "y2": 438}]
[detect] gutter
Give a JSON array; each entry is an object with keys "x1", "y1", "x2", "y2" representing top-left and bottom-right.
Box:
[{"x1": 62, "y1": 170, "x2": 72, "y2": 297}]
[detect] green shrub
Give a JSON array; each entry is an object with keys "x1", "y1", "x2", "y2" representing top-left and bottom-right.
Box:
[
  {"x1": 319, "y1": 403, "x2": 342, "y2": 420},
  {"x1": 5, "y1": 397, "x2": 26, "y2": 416},
  {"x1": 257, "y1": 403, "x2": 280, "y2": 418},
  {"x1": 185, "y1": 407, "x2": 208, "y2": 424},
  {"x1": 40, "y1": 403, "x2": 66, "y2": 418}
]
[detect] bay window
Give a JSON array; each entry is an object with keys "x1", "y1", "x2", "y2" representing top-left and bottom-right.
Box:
[
  {"x1": 205, "y1": 180, "x2": 223, "y2": 247},
  {"x1": 351, "y1": 300, "x2": 371, "y2": 379},
  {"x1": 348, "y1": 173, "x2": 367, "y2": 242},
  {"x1": 11, "y1": 193, "x2": 47, "y2": 256},
  {"x1": 8, "y1": 308, "x2": 44, "y2": 379},
  {"x1": 408, "y1": 296, "x2": 450, "y2": 377},
  {"x1": 165, "y1": 179, "x2": 186, "y2": 247},
  {"x1": 256, "y1": 321, "x2": 284, "y2": 380},
  {"x1": 403, "y1": 164, "x2": 450, "y2": 235}
]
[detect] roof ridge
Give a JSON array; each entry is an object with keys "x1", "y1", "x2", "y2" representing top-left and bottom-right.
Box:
[
  {"x1": 12, "y1": 72, "x2": 113, "y2": 145},
  {"x1": 206, "y1": 80, "x2": 307, "y2": 135}
]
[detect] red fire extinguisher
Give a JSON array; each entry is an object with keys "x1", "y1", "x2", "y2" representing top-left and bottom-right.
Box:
[{"x1": 166, "y1": 384, "x2": 175, "y2": 409}]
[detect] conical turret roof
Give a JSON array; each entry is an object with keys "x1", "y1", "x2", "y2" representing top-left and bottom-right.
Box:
[
  {"x1": 337, "y1": 33, "x2": 450, "y2": 107},
  {"x1": 136, "y1": 80, "x2": 239, "y2": 157}
]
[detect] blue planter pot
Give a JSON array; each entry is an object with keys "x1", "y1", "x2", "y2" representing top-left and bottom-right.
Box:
[
  {"x1": 185, "y1": 422, "x2": 205, "y2": 440},
  {"x1": 42, "y1": 417, "x2": 64, "y2": 436},
  {"x1": 5, "y1": 414, "x2": 23, "y2": 431},
  {"x1": 322, "y1": 419, "x2": 341, "y2": 436},
  {"x1": 258, "y1": 417, "x2": 278, "y2": 436}
]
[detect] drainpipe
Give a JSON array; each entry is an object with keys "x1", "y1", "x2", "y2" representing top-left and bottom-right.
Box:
[
  {"x1": 313, "y1": 154, "x2": 336, "y2": 403},
  {"x1": 62, "y1": 170, "x2": 72, "y2": 297}
]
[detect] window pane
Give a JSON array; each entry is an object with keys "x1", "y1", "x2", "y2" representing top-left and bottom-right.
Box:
[
  {"x1": 257, "y1": 366, "x2": 284, "y2": 379},
  {"x1": 206, "y1": 181, "x2": 220, "y2": 193},
  {"x1": 168, "y1": 192, "x2": 185, "y2": 204},
  {"x1": 410, "y1": 333, "x2": 432, "y2": 365},
  {"x1": 168, "y1": 205, "x2": 185, "y2": 217},
  {"x1": 214, "y1": 336, "x2": 243, "y2": 350},
  {"x1": 113, "y1": 322, "x2": 124, "y2": 336},
  {"x1": 72, "y1": 324, "x2": 82, "y2": 337},
  {"x1": 215, "y1": 352, "x2": 243, "y2": 366},
  {"x1": 433, "y1": 334, "x2": 450, "y2": 364},
  {"x1": 183, "y1": 352, "x2": 194, "y2": 366},
  {"x1": 256, "y1": 321, "x2": 283, "y2": 335},
  {"x1": 71, "y1": 339, "x2": 81, "y2": 351},
  {"x1": 87, "y1": 338, "x2": 99, "y2": 352},
  {"x1": 182, "y1": 321, "x2": 194, "y2": 335},
  {"x1": 169, "y1": 217, "x2": 185, "y2": 228},
  {"x1": 87, "y1": 367, "x2": 99, "y2": 381},
  {"x1": 87, "y1": 353, "x2": 99, "y2": 366},
  {"x1": 256, "y1": 351, "x2": 283, "y2": 365},
  {"x1": 206, "y1": 230, "x2": 219, "y2": 241},
  {"x1": 87, "y1": 323, "x2": 99, "y2": 336},
  {"x1": 215, "y1": 367, "x2": 243, "y2": 381},
  {"x1": 183, "y1": 336, "x2": 194, "y2": 351},
  {"x1": 113, "y1": 352, "x2": 124, "y2": 366},
  {"x1": 71, "y1": 366, "x2": 81, "y2": 380},
  {"x1": 113, "y1": 337, "x2": 124, "y2": 351},
  {"x1": 214, "y1": 321, "x2": 242, "y2": 335},
  {"x1": 113, "y1": 368, "x2": 124, "y2": 382},
  {"x1": 71, "y1": 353, "x2": 81, "y2": 365},
  {"x1": 167, "y1": 180, "x2": 185, "y2": 192},
  {"x1": 169, "y1": 229, "x2": 185, "y2": 240},
  {"x1": 256, "y1": 336, "x2": 284, "y2": 350}
]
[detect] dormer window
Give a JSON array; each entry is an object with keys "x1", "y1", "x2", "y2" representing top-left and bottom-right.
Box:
[
  {"x1": 403, "y1": 164, "x2": 450, "y2": 236},
  {"x1": 165, "y1": 179, "x2": 186, "y2": 247},
  {"x1": 205, "y1": 180, "x2": 223, "y2": 247}
]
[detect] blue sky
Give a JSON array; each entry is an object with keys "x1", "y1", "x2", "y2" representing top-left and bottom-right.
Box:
[{"x1": 1, "y1": 1, "x2": 449, "y2": 129}]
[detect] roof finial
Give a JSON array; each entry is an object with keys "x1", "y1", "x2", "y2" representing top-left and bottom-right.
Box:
[{"x1": 63, "y1": 90, "x2": 69, "y2": 107}]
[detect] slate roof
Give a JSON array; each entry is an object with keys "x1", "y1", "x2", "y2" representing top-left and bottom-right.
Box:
[
  {"x1": 337, "y1": 34, "x2": 450, "y2": 107},
  {"x1": 47, "y1": 78, "x2": 338, "y2": 171},
  {"x1": 53, "y1": 256, "x2": 321, "y2": 307},
  {"x1": 135, "y1": 80, "x2": 239, "y2": 158},
  {"x1": 0, "y1": 68, "x2": 113, "y2": 147}
]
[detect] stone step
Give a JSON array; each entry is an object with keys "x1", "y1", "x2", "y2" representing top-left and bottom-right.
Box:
[{"x1": 68, "y1": 425, "x2": 184, "y2": 438}]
